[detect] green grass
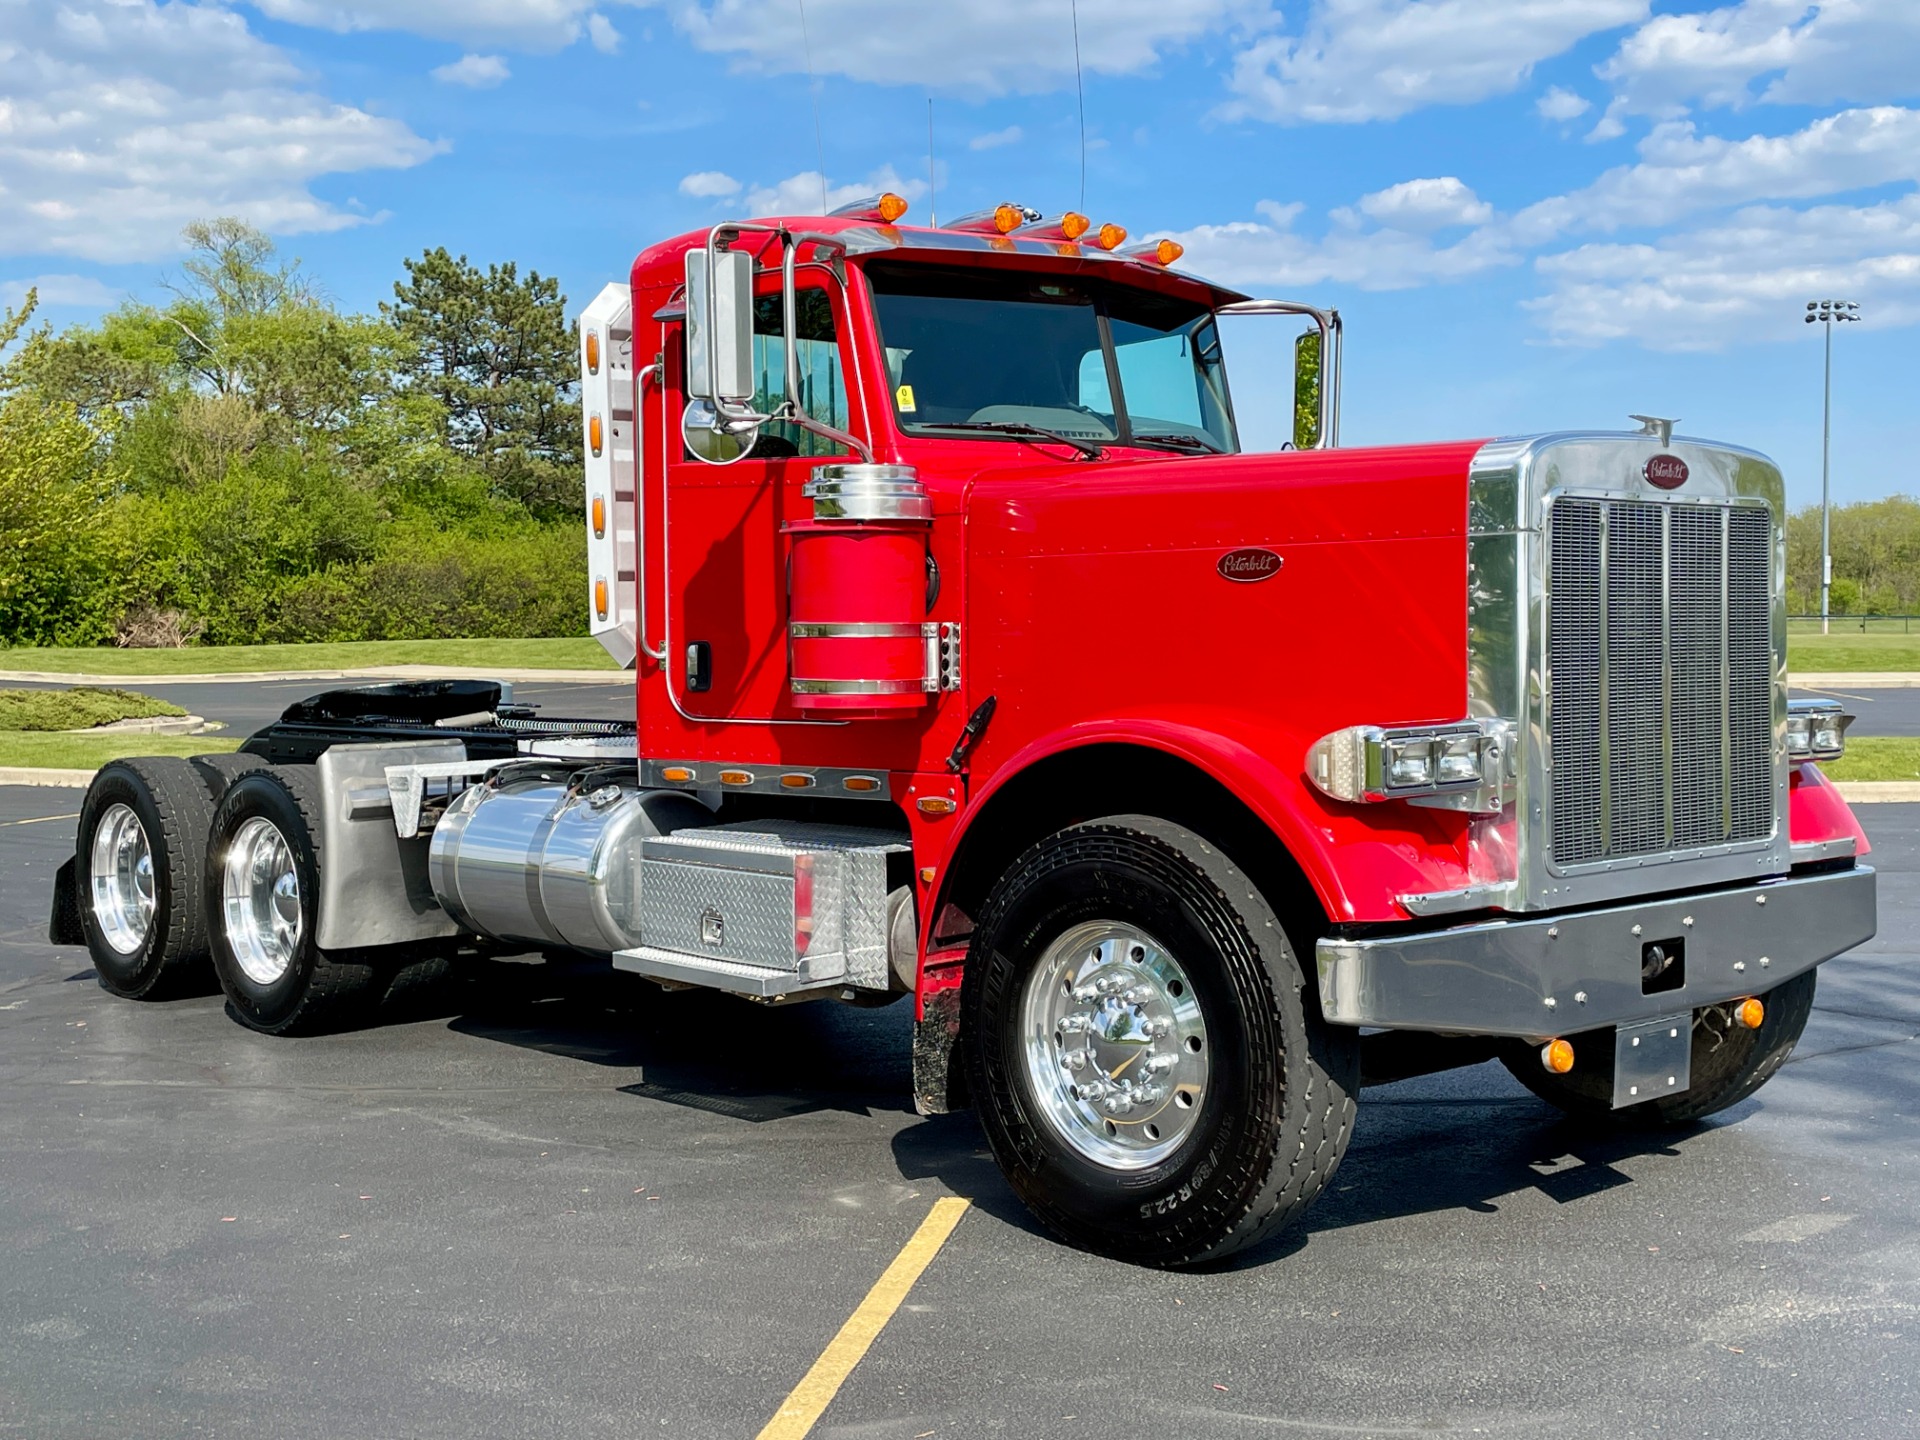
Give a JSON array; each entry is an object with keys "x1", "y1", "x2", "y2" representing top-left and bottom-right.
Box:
[
  {"x1": 1819, "y1": 737, "x2": 1920, "y2": 783},
  {"x1": 1789, "y1": 633, "x2": 1920, "y2": 672},
  {"x1": 0, "y1": 637, "x2": 617, "y2": 676},
  {"x1": 0, "y1": 687, "x2": 186, "y2": 731},
  {"x1": 0, "y1": 733, "x2": 241, "y2": 771}
]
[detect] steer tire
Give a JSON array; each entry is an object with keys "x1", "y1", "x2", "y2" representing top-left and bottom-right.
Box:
[
  {"x1": 1501, "y1": 969, "x2": 1819, "y2": 1128},
  {"x1": 963, "y1": 816, "x2": 1359, "y2": 1268},
  {"x1": 76, "y1": 758, "x2": 217, "y2": 1000},
  {"x1": 206, "y1": 765, "x2": 385, "y2": 1036}
]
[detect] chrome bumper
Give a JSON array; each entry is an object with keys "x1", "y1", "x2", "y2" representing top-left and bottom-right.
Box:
[{"x1": 1316, "y1": 865, "x2": 1876, "y2": 1038}]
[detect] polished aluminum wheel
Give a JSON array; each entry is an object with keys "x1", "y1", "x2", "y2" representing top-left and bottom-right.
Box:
[
  {"x1": 1019, "y1": 920, "x2": 1211, "y2": 1171},
  {"x1": 222, "y1": 817, "x2": 302, "y2": 985},
  {"x1": 89, "y1": 802, "x2": 155, "y2": 956}
]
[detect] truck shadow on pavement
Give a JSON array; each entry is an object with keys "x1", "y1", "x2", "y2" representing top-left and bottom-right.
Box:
[
  {"x1": 439, "y1": 953, "x2": 920, "y2": 1124},
  {"x1": 889, "y1": 1078, "x2": 1709, "y2": 1267}
]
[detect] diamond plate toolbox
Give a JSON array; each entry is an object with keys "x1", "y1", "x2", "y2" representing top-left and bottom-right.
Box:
[{"x1": 635, "y1": 821, "x2": 907, "y2": 987}]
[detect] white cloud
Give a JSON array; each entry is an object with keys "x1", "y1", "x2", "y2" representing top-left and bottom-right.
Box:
[
  {"x1": 1598, "y1": 0, "x2": 1920, "y2": 116},
  {"x1": 588, "y1": 13, "x2": 623, "y2": 52},
  {"x1": 741, "y1": 165, "x2": 927, "y2": 217},
  {"x1": 1527, "y1": 194, "x2": 1920, "y2": 347},
  {"x1": 1537, "y1": 85, "x2": 1593, "y2": 121},
  {"x1": 1170, "y1": 210, "x2": 1518, "y2": 291},
  {"x1": 678, "y1": 170, "x2": 742, "y2": 197},
  {"x1": 970, "y1": 125, "x2": 1025, "y2": 152},
  {"x1": 248, "y1": 1, "x2": 646, "y2": 53},
  {"x1": 432, "y1": 54, "x2": 511, "y2": 87},
  {"x1": 1355, "y1": 176, "x2": 1493, "y2": 230},
  {"x1": 669, "y1": 0, "x2": 1246, "y2": 94},
  {"x1": 1515, "y1": 106, "x2": 1920, "y2": 242},
  {"x1": 0, "y1": 0, "x2": 440, "y2": 263},
  {"x1": 1222, "y1": 0, "x2": 1647, "y2": 124}
]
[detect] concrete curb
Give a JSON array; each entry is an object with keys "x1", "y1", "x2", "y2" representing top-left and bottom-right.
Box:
[
  {"x1": 0, "y1": 768, "x2": 95, "y2": 789},
  {"x1": 0, "y1": 664, "x2": 629, "y2": 687},
  {"x1": 66, "y1": 715, "x2": 211, "y2": 736},
  {"x1": 1831, "y1": 781, "x2": 1920, "y2": 803},
  {"x1": 1791, "y1": 674, "x2": 1920, "y2": 689}
]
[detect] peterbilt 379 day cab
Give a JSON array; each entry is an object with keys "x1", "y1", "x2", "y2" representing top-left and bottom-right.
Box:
[{"x1": 55, "y1": 195, "x2": 1877, "y2": 1266}]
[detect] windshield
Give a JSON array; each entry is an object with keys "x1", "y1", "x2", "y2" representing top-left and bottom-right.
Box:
[{"x1": 866, "y1": 263, "x2": 1239, "y2": 455}]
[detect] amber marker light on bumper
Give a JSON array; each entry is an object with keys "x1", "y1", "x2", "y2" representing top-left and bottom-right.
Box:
[
  {"x1": 1736, "y1": 998, "x2": 1766, "y2": 1030},
  {"x1": 1541, "y1": 1039, "x2": 1575, "y2": 1074}
]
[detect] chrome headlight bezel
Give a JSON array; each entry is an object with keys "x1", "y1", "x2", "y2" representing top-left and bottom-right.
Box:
[
  {"x1": 1307, "y1": 719, "x2": 1514, "y2": 811},
  {"x1": 1786, "y1": 698, "x2": 1850, "y2": 763}
]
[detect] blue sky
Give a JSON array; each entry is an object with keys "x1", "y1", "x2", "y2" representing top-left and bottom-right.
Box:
[{"x1": 3, "y1": 0, "x2": 1916, "y2": 508}]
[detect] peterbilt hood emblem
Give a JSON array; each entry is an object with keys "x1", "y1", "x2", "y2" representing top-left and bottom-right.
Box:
[
  {"x1": 1218, "y1": 547, "x2": 1283, "y2": 583},
  {"x1": 1644, "y1": 454, "x2": 1689, "y2": 489}
]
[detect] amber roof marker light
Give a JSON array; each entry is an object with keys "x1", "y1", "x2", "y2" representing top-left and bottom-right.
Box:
[
  {"x1": 949, "y1": 203, "x2": 1039, "y2": 235},
  {"x1": 830, "y1": 193, "x2": 910, "y2": 224}
]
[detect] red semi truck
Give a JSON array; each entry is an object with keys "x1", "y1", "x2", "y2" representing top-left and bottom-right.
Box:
[{"x1": 54, "y1": 195, "x2": 1877, "y2": 1266}]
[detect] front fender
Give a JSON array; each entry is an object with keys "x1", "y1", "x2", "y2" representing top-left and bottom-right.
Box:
[{"x1": 940, "y1": 717, "x2": 1478, "y2": 934}]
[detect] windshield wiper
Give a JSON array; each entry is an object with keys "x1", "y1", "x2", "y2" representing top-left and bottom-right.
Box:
[
  {"x1": 1126, "y1": 431, "x2": 1226, "y2": 455},
  {"x1": 923, "y1": 421, "x2": 1106, "y2": 460}
]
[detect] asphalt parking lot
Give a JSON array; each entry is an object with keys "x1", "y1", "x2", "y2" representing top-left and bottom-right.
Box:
[{"x1": 2, "y1": 785, "x2": 1915, "y2": 1439}]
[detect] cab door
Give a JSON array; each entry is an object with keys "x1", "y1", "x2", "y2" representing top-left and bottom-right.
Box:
[{"x1": 663, "y1": 273, "x2": 866, "y2": 721}]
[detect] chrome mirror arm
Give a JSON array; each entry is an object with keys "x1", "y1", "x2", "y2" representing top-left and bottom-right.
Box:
[{"x1": 1217, "y1": 298, "x2": 1344, "y2": 449}]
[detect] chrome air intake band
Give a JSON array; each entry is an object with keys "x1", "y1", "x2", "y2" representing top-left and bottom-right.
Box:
[{"x1": 804, "y1": 463, "x2": 931, "y2": 522}]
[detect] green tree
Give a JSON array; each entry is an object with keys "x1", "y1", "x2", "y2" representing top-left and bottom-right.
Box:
[{"x1": 384, "y1": 247, "x2": 580, "y2": 517}]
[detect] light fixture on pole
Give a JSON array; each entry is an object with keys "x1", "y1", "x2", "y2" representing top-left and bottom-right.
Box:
[{"x1": 1805, "y1": 299, "x2": 1861, "y2": 635}]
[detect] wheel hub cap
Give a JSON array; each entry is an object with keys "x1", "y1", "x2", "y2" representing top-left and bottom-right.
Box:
[
  {"x1": 223, "y1": 817, "x2": 301, "y2": 985},
  {"x1": 88, "y1": 803, "x2": 155, "y2": 956},
  {"x1": 1020, "y1": 920, "x2": 1210, "y2": 1171}
]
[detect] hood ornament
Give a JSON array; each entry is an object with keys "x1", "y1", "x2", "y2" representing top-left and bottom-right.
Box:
[{"x1": 1629, "y1": 414, "x2": 1679, "y2": 447}]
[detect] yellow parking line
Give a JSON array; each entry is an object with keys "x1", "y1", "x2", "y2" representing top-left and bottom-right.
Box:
[
  {"x1": 0, "y1": 813, "x2": 78, "y2": 828},
  {"x1": 754, "y1": 1197, "x2": 970, "y2": 1440}
]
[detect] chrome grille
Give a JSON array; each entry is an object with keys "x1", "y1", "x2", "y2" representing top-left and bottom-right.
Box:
[{"x1": 1548, "y1": 498, "x2": 1775, "y2": 867}]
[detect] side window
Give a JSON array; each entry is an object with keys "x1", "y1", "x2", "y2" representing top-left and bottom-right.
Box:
[
  {"x1": 751, "y1": 289, "x2": 849, "y2": 457},
  {"x1": 1111, "y1": 326, "x2": 1203, "y2": 429}
]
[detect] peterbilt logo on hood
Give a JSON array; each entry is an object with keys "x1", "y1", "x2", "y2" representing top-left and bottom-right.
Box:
[
  {"x1": 1644, "y1": 454, "x2": 1690, "y2": 489},
  {"x1": 1218, "y1": 548, "x2": 1283, "y2": 583}
]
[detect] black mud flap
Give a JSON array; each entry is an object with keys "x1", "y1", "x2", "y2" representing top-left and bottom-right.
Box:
[
  {"x1": 912, "y1": 986, "x2": 969, "y2": 1116},
  {"x1": 49, "y1": 855, "x2": 83, "y2": 946}
]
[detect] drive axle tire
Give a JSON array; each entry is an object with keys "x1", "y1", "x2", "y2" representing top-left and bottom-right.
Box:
[
  {"x1": 963, "y1": 816, "x2": 1359, "y2": 1268},
  {"x1": 1501, "y1": 970, "x2": 1818, "y2": 1127},
  {"x1": 206, "y1": 766, "x2": 385, "y2": 1036},
  {"x1": 76, "y1": 758, "x2": 217, "y2": 999}
]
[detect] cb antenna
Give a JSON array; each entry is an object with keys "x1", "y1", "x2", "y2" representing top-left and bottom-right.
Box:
[
  {"x1": 928, "y1": 97, "x2": 937, "y2": 227},
  {"x1": 1070, "y1": 0, "x2": 1086, "y2": 211},
  {"x1": 796, "y1": 0, "x2": 828, "y2": 211}
]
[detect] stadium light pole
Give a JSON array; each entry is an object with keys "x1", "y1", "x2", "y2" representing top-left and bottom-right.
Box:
[{"x1": 1805, "y1": 300, "x2": 1861, "y2": 634}]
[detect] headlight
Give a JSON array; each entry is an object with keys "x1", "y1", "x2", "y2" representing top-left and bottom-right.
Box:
[
  {"x1": 1307, "y1": 720, "x2": 1511, "y2": 809},
  {"x1": 1786, "y1": 698, "x2": 1850, "y2": 762}
]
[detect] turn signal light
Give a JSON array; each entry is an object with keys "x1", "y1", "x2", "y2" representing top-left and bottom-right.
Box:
[
  {"x1": 585, "y1": 329, "x2": 600, "y2": 375},
  {"x1": 1735, "y1": 997, "x2": 1765, "y2": 1030},
  {"x1": 1090, "y1": 222, "x2": 1129, "y2": 251},
  {"x1": 589, "y1": 413, "x2": 604, "y2": 457},
  {"x1": 1541, "y1": 1038, "x2": 1575, "y2": 1074},
  {"x1": 916, "y1": 796, "x2": 957, "y2": 817},
  {"x1": 593, "y1": 577, "x2": 609, "y2": 620},
  {"x1": 590, "y1": 494, "x2": 606, "y2": 539}
]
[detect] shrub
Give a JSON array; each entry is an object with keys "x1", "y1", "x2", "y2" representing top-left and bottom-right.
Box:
[{"x1": 0, "y1": 686, "x2": 186, "y2": 731}]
